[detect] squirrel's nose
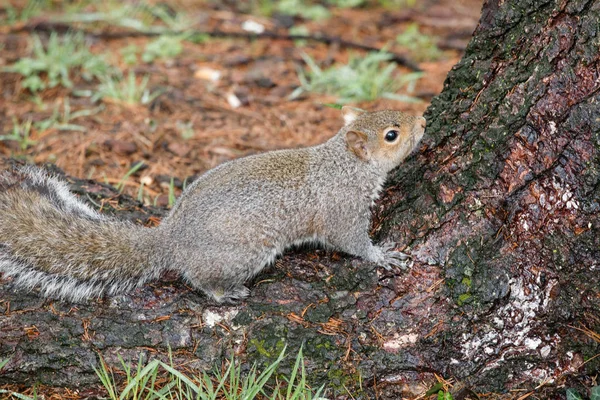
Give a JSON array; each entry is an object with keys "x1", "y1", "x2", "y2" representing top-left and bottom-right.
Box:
[{"x1": 417, "y1": 117, "x2": 426, "y2": 129}]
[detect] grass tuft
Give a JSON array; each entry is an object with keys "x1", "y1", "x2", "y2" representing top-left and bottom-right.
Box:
[
  {"x1": 59, "y1": 2, "x2": 194, "y2": 33},
  {"x1": 253, "y1": 0, "x2": 330, "y2": 20},
  {"x1": 91, "y1": 346, "x2": 326, "y2": 400},
  {"x1": 0, "y1": 118, "x2": 36, "y2": 151},
  {"x1": 35, "y1": 98, "x2": 104, "y2": 132},
  {"x1": 566, "y1": 386, "x2": 600, "y2": 400},
  {"x1": 396, "y1": 23, "x2": 443, "y2": 62},
  {"x1": 326, "y1": 0, "x2": 366, "y2": 8},
  {"x1": 290, "y1": 51, "x2": 422, "y2": 103},
  {"x1": 142, "y1": 34, "x2": 187, "y2": 63},
  {"x1": 4, "y1": 32, "x2": 112, "y2": 93},
  {"x1": 92, "y1": 71, "x2": 162, "y2": 106},
  {"x1": 2, "y1": 0, "x2": 51, "y2": 25}
]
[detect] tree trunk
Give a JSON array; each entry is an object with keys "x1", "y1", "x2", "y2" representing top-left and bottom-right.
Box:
[{"x1": 1, "y1": 0, "x2": 599, "y2": 398}]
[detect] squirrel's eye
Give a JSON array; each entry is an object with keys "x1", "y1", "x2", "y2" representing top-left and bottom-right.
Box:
[{"x1": 384, "y1": 130, "x2": 399, "y2": 142}]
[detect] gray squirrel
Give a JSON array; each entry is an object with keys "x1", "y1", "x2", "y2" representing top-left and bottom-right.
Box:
[{"x1": 0, "y1": 107, "x2": 426, "y2": 303}]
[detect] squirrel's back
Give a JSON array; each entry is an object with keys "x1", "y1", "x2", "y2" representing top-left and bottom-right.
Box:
[{"x1": 0, "y1": 166, "x2": 164, "y2": 301}]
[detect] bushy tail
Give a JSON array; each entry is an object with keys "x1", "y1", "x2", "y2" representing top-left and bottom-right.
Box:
[{"x1": 0, "y1": 166, "x2": 164, "y2": 301}]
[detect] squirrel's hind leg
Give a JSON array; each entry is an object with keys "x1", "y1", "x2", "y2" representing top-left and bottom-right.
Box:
[{"x1": 177, "y1": 246, "x2": 270, "y2": 304}]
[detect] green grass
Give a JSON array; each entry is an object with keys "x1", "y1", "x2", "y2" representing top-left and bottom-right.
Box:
[
  {"x1": 2, "y1": 0, "x2": 52, "y2": 25},
  {"x1": 0, "y1": 346, "x2": 324, "y2": 399},
  {"x1": 325, "y1": 0, "x2": 366, "y2": 8},
  {"x1": 4, "y1": 32, "x2": 112, "y2": 93},
  {"x1": 59, "y1": 3, "x2": 154, "y2": 31},
  {"x1": 251, "y1": 0, "x2": 419, "y2": 14},
  {"x1": 396, "y1": 23, "x2": 443, "y2": 62},
  {"x1": 0, "y1": 118, "x2": 36, "y2": 151},
  {"x1": 378, "y1": 0, "x2": 417, "y2": 8},
  {"x1": 121, "y1": 45, "x2": 141, "y2": 66},
  {"x1": 289, "y1": 25, "x2": 310, "y2": 46},
  {"x1": 58, "y1": 2, "x2": 194, "y2": 33},
  {"x1": 93, "y1": 346, "x2": 325, "y2": 400},
  {"x1": 114, "y1": 162, "x2": 147, "y2": 193},
  {"x1": 290, "y1": 51, "x2": 423, "y2": 103},
  {"x1": 142, "y1": 34, "x2": 187, "y2": 63},
  {"x1": 2, "y1": 0, "x2": 94, "y2": 26},
  {"x1": 147, "y1": 3, "x2": 195, "y2": 32},
  {"x1": 168, "y1": 177, "x2": 177, "y2": 207},
  {"x1": 277, "y1": 0, "x2": 331, "y2": 20},
  {"x1": 251, "y1": 0, "x2": 330, "y2": 20},
  {"x1": 567, "y1": 386, "x2": 600, "y2": 400},
  {"x1": 35, "y1": 98, "x2": 104, "y2": 132},
  {"x1": 92, "y1": 71, "x2": 162, "y2": 106}
]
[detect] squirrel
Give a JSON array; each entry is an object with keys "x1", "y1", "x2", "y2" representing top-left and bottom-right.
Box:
[{"x1": 0, "y1": 107, "x2": 426, "y2": 304}]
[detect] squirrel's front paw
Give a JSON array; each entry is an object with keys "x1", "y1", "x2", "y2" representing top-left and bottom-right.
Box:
[{"x1": 376, "y1": 243, "x2": 412, "y2": 271}]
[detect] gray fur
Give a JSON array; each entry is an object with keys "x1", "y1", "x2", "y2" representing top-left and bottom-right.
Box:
[
  {"x1": 0, "y1": 109, "x2": 425, "y2": 303},
  {"x1": 0, "y1": 167, "x2": 165, "y2": 301},
  {"x1": 19, "y1": 166, "x2": 105, "y2": 220}
]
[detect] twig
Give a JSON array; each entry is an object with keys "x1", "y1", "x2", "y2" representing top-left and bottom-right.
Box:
[{"x1": 12, "y1": 21, "x2": 422, "y2": 71}]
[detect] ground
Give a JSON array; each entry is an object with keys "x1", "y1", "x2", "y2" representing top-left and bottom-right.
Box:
[{"x1": 1, "y1": 0, "x2": 482, "y2": 207}]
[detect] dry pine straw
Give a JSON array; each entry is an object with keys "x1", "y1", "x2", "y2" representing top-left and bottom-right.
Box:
[{"x1": 0, "y1": 1, "x2": 478, "y2": 204}]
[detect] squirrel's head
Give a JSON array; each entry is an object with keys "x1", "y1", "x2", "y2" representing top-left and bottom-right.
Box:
[{"x1": 341, "y1": 106, "x2": 426, "y2": 172}]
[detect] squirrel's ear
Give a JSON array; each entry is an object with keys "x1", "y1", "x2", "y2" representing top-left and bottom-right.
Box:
[
  {"x1": 341, "y1": 106, "x2": 366, "y2": 125},
  {"x1": 346, "y1": 131, "x2": 370, "y2": 161}
]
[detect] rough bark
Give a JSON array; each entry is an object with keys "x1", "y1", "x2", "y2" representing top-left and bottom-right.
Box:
[
  {"x1": 1, "y1": 0, "x2": 599, "y2": 398},
  {"x1": 377, "y1": 0, "x2": 600, "y2": 394}
]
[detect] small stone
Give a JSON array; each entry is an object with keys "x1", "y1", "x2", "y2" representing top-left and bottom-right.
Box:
[
  {"x1": 140, "y1": 176, "x2": 153, "y2": 186},
  {"x1": 226, "y1": 92, "x2": 242, "y2": 109},
  {"x1": 241, "y1": 20, "x2": 265, "y2": 34},
  {"x1": 194, "y1": 67, "x2": 221, "y2": 82}
]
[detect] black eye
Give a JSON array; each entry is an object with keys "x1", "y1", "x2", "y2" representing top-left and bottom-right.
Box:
[{"x1": 385, "y1": 130, "x2": 399, "y2": 142}]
